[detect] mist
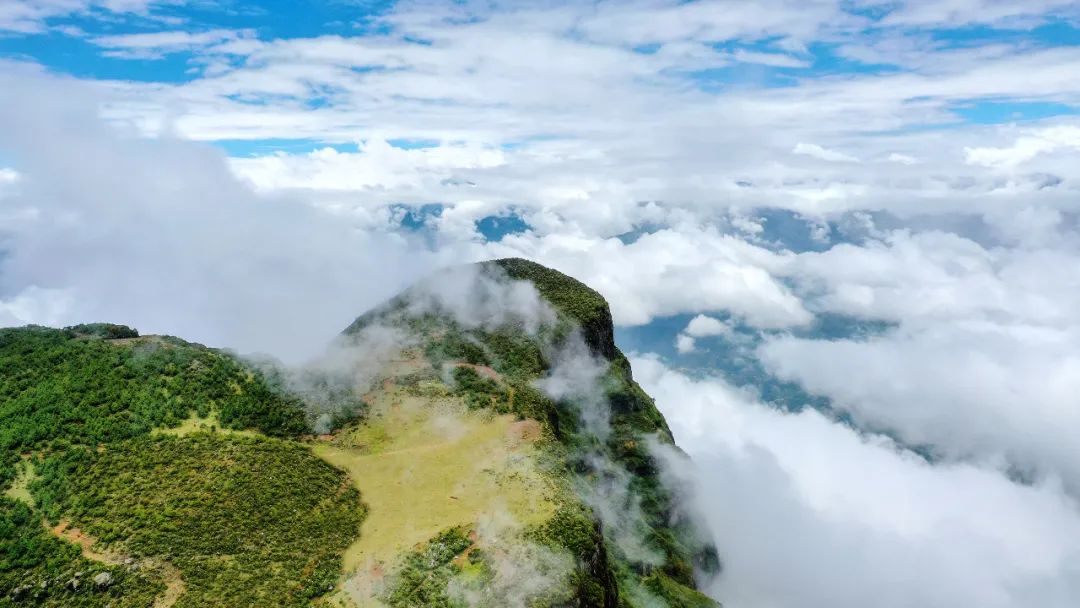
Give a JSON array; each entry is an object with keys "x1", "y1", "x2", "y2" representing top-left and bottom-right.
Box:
[{"x1": 0, "y1": 64, "x2": 448, "y2": 361}]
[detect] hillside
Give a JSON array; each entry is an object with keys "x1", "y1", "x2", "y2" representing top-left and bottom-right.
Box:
[{"x1": 0, "y1": 259, "x2": 719, "y2": 608}]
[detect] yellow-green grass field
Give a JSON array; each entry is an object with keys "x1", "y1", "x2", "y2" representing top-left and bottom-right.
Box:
[
  {"x1": 4, "y1": 459, "x2": 36, "y2": 505},
  {"x1": 313, "y1": 380, "x2": 558, "y2": 607}
]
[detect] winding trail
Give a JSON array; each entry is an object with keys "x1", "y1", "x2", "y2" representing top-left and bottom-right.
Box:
[{"x1": 48, "y1": 520, "x2": 186, "y2": 608}]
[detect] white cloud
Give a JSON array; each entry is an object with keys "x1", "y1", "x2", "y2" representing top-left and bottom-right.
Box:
[
  {"x1": 635, "y1": 356, "x2": 1080, "y2": 608},
  {"x1": 90, "y1": 28, "x2": 253, "y2": 59},
  {"x1": 33, "y1": 0, "x2": 1071, "y2": 223},
  {"x1": 0, "y1": 0, "x2": 177, "y2": 33},
  {"x1": 482, "y1": 225, "x2": 814, "y2": 328},
  {"x1": 0, "y1": 285, "x2": 73, "y2": 328},
  {"x1": 0, "y1": 68, "x2": 449, "y2": 361},
  {"x1": 965, "y1": 125, "x2": 1080, "y2": 169},
  {"x1": 4, "y1": 8, "x2": 1080, "y2": 605},
  {"x1": 229, "y1": 139, "x2": 506, "y2": 194},
  {"x1": 880, "y1": 0, "x2": 1080, "y2": 28},
  {"x1": 787, "y1": 228, "x2": 1080, "y2": 327},
  {"x1": 731, "y1": 48, "x2": 810, "y2": 68},
  {"x1": 887, "y1": 152, "x2": 919, "y2": 164},
  {"x1": 684, "y1": 314, "x2": 733, "y2": 338},
  {"x1": 745, "y1": 219, "x2": 1080, "y2": 496},
  {"x1": 760, "y1": 321, "x2": 1080, "y2": 493},
  {"x1": 793, "y1": 142, "x2": 861, "y2": 163},
  {"x1": 675, "y1": 333, "x2": 697, "y2": 354}
]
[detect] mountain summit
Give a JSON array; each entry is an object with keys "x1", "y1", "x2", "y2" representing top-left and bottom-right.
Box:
[{"x1": 1, "y1": 259, "x2": 719, "y2": 607}]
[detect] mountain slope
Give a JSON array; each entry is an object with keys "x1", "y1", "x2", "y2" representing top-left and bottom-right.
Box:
[{"x1": 0, "y1": 260, "x2": 718, "y2": 608}]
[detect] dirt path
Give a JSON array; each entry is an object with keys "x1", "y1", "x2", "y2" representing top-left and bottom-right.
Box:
[
  {"x1": 48, "y1": 521, "x2": 186, "y2": 608},
  {"x1": 50, "y1": 522, "x2": 124, "y2": 565},
  {"x1": 152, "y1": 563, "x2": 186, "y2": 608}
]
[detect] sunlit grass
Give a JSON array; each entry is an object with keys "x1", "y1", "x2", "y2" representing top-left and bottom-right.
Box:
[
  {"x1": 153, "y1": 410, "x2": 262, "y2": 438},
  {"x1": 313, "y1": 385, "x2": 557, "y2": 607},
  {"x1": 4, "y1": 459, "x2": 36, "y2": 506}
]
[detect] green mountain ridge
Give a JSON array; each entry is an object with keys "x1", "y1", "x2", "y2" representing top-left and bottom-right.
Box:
[{"x1": 1, "y1": 258, "x2": 719, "y2": 608}]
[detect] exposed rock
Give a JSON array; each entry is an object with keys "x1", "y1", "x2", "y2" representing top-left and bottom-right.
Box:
[
  {"x1": 94, "y1": 571, "x2": 114, "y2": 588},
  {"x1": 10, "y1": 585, "x2": 30, "y2": 600}
]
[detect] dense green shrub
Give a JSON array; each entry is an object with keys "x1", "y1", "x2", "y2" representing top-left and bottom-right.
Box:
[
  {"x1": 450, "y1": 366, "x2": 505, "y2": 411},
  {"x1": 384, "y1": 527, "x2": 472, "y2": 608},
  {"x1": 1, "y1": 257, "x2": 720, "y2": 608},
  {"x1": 32, "y1": 434, "x2": 363, "y2": 608},
  {"x1": 345, "y1": 259, "x2": 720, "y2": 607},
  {"x1": 0, "y1": 497, "x2": 163, "y2": 607},
  {"x1": 0, "y1": 326, "x2": 308, "y2": 488},
  {"x1": 64, "y1": 323, "x2": 140, "y2": 340}
]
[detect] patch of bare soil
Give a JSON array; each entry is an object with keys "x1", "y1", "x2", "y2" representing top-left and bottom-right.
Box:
[
  {"x1": 450, "y1": 362, "x2": 502, "y2": 381},
  {"x1": 506, "y1": 419, "x2": 543, "y2": 448},
  {"x1": 48, "y1": 520, "x2": 186, "y2": 608}
]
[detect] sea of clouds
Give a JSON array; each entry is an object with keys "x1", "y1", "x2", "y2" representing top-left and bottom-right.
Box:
[{"x1": 2, "y1": 1, "x2": 1080, "y2": 605}]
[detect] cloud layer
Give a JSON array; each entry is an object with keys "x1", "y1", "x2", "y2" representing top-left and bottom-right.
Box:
[
  {"x1": 2, "y1": 1, "x2": 1080, "y2": 605},
  {"x1": 637, "y1": 356, "x2": 1080, "y2": 608}
]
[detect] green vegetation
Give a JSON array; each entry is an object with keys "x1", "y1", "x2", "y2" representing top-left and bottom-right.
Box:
[
  {"x1": 0, "y1": 325, "x2": 307, "y2": 487},
  {"x1": 449, "y1": 366, "x2": 504, "y2": 411},
  {"x1": 346, "y1": 259, "x2": 718, "y2": 607},
  {"x1": 1, "y1": 497, "x2": 164, "y2": 607},
  {"x1": 528, "y1": 504, "x2": 619, "y2": 607},
  {"x1": 486, "y1": 258, "x2": 612, "y2": 354},
  {"x1": 65, "y1": 324, "x2": 140, "y2": 340},
  {"x1": 0, "y1": 326, "x2": 365, "y2": 607},
  {"x1": 383, "y1": 524, "x2": 578, "y2": 608},
  {"x1": 2, "y1": 258, "x2": 718, "y2": 608},
  {"x1": 642, "y1": 573, "x2": 720, "y2": 608},
  {"x1": 3, "y1": 461, "x2": 35, "y2": 506},
  {"x1": 31, "y1": 433, "x2": 363, "y2": 607},
  {"x1": 383, "y1": 527, "x2": 473, "y2": 608},
  {"x1": 313, "y1": 375, "x2": 558, "y2": 606}
]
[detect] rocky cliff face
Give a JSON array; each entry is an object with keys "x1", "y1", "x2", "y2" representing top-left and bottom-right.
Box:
[{"x1": 0, "y1": 259, "x2": 718, "y2": 608}]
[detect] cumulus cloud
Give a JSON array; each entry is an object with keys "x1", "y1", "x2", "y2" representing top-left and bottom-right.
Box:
[
  {"x1": 792, "y1": 142, "x2": 861, "y2": 163},
  {"x1": 675, "y1": 315, "x2": 735, "y2": 355},
  {"x1": 484, "y1": 226, "x2": 814, "y2": 328},
  {"x1": 786, "y1": 228, "x2": 1080, "y2": 325},
  {"x1": 4, "y1": 3, "x2": 1080, "y2": 606},
  {"x1": 0, "y1": 67, "x2": 447, "y2": 361},
  {"x1": 635, "y1": 355, "x2": 1080, "y2": 608},
  {"x1": 684, "y1": 315, "x2": 733, "y2": 338},
  {"x1": 760, "y1": 321, "x2": 1080, "y2": 493},
  {"x1": 229, "y1": 139, "x2": 507, "y2": 195},
  {"x1": 737, "y1": 218, "x2": 1080, "y2": 492},
  {"x1": 35, "y1": 0, "x2": 1070, "y2": 224},
  {"x1": 675, "y1": 334, "x2": 697, "y2": 354},
  {"x1": 965, "y1": 126, "x2": 1080, "y2": 169},
  {"x1": 887, "y1": 152, "x2": 919, "y2": 165}
]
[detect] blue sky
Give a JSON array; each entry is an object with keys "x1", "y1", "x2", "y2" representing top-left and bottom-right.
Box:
[
  {"x1": 3, "y1": 1, "x2": 1079, "y2": 129},
  {"x1": 3, "y1": 2, "x2": 1080, "y2": 606}
]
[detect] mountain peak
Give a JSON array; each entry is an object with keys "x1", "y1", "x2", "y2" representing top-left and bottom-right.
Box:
[
  {"x1": 1, "y1": 260, "x2": 718, "y2": 608},
  {"x1": 482, "y1": 257, "x2": 619, "y2": 360}
]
